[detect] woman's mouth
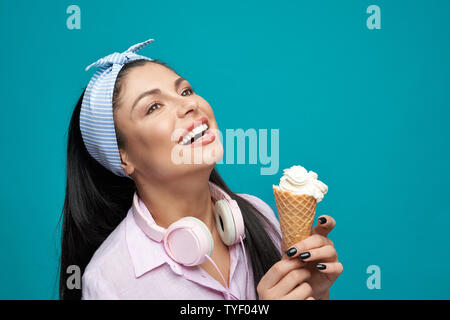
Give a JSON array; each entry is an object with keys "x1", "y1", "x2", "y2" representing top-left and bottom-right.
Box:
[
  {"x1": 178, "y1": 122, "x2": 215, "y2": 147},
  {"x1": 190, "y1": 130, "x2": 215, "y2": 148}
]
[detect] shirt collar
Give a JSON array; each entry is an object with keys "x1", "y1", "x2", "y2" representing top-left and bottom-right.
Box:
[{"x1": 125, "y1": 203, "x2": 178, "y2": 278}]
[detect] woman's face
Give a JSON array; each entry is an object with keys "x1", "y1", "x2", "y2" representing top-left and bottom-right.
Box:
[{"x1": 114, "y1": 62, "x2": 224, "y2": 182}]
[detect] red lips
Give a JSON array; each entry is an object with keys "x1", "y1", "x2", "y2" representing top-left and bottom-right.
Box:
[{"x1": 177, "y1": 117, "x2": 208, "y2": 144}]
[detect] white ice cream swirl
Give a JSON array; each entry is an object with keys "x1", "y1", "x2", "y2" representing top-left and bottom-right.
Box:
[{"x1": 278, "y1": 165, "x2": 328, "y2": 202}]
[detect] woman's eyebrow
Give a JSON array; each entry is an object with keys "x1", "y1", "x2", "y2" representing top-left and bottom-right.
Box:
[{"x1": 130, "y1": 77, "x2": 187, "y2": 113}]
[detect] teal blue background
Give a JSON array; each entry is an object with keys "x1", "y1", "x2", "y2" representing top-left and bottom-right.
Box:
[{"x1": 0, "y1": 0, "x2": 449, "y2": 299}]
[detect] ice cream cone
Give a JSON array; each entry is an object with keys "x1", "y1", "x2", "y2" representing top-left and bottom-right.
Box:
[{"x1": 273, "y1": 185, "x2": 317, "y2": 252}]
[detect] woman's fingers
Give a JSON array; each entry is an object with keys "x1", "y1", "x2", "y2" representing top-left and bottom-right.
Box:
[
  {"x1": 257, "y1": 257, "x2": 306, "y2": 290},
  {"x1": 314, "y1": 262, "x2": 344, "y2": 275},
  {"x1": 269, "y1": 267, "x2": 312, "y2": 298},
  {"x1": 282, "y1": 282, "x2": 313, "y2": 300},
  {"x1": 306, "y1": 296, "x2": 316, "y2": 300},
  {"x1": 284, "y1": 234, "x2": 331, "y2": 259},
  {"x1": 311, "y1": 215, "x2": 336, "y2": 237},
  {"x1": 297, "y1": 245, "x2": 338, "y2": 263}
]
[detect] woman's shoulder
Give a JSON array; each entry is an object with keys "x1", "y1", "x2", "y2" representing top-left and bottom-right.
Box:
[
  {"x1": 84, "y1": 216, "x2": 129, "y2": 270},
  {"x1": 82, "y1": 214, "x2": 133, "y2": 299}
]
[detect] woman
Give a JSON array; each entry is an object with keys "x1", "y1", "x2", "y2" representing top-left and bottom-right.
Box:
[{"x1": 59, "y1": 38, "x2": 343, "y2": 300}]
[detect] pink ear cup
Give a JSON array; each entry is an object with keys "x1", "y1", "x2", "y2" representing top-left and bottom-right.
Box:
[
  {"x1": 208, "y1": 181, "x2": 246, "y2": 245},
  {"x1": 227, "y1": 199, "x2": 245, "y2": 242},
  {"x1": 214, "y1": 199, "x2": 245, "y2": 246},
  {"x1": 214, "y1": 200, "x2": 237, "y2": 245},
  {"x1": 164, "y1": 217, "x2": 214, "y2": 266}
]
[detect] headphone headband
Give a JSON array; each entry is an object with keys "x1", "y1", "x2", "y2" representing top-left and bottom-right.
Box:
[
  {"x1": 208, "y1": 181, "x2": 242, "y2": 218},
  {"x1": 132, "y1": 193, "x2": 165, "y2": 242}
]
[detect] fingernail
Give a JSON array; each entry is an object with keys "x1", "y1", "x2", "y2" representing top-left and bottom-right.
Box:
[
  {"x1": 316, "y1": 264, "x2": 327, "y2": 270},
  {"x1": 299, "y1": 252, "x2": 311, "y2": 260},
  {"x1": 285, "y1": 247, "x2": 297, "y2": 257},
  {"x1": 318, "y1": 217, "x2": 327, "y2": 224}
]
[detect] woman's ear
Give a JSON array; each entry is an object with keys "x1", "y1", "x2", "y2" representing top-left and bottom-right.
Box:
[{"x1": 119, "y1": 149, "x2": 135, "y2": 176}]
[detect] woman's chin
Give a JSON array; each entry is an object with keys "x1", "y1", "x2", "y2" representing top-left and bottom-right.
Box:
[
  {"x1": 188, "y1": 139, "x2": 223, "y2": 167},
  {"x1": 170, "y1": 135, "x2": 223, "y2": 167}
]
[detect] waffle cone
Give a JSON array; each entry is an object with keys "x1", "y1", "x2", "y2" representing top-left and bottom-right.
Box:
[{"x1": 272, "y1": 185, "x2": 317, "y2": 252}]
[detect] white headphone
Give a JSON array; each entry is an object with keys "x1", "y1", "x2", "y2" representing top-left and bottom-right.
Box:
[{"x1": 132, "y1": 181, "x2": 251, "y2": 299}]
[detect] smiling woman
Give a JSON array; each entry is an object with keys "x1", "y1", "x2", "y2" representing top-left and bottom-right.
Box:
[
  {"x1": 58, "y1": 39, "x2": 283, "y2": 300},
  {"x1": 112, "y1": 60, "x2": 221, "y2": 173}
]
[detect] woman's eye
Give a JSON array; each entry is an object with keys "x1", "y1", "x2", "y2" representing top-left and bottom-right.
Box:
[
  {"x1": 181, "y1": 87, "x2": 194, "y2": 96},
  {"x1": 146, "y1": 103, "x2": 162, "y2": 115}
]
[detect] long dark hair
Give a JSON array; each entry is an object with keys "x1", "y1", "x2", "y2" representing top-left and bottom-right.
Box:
[{"x1": 58, "y1": 59, "x2": 282, "y2": 300}]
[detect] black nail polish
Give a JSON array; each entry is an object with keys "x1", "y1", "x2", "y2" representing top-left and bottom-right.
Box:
[
  {"x1": 318, "y1": 217, "x2": 327, "y2": 224},
  {"x1": 285, "y1": 247, "x2": 297, "y2": 257},
  {"x1": 299, "y1": 252, "x2": 311, "y2": 260},
  {"x1": 316, "y1": 264, "x2": 327, "y2": 270}
]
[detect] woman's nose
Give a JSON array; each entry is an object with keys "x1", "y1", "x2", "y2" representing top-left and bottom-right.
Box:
[{"x1": 177, "y1": 100, "x2": 199, "y2": 118}]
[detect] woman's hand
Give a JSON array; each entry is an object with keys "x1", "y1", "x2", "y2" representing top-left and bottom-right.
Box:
[
  {"x1": 282, "y1": 215, "x2": 343, "y2": 300},
  {"x1": 256, "y1": 255, "x2": 315, "y2": 300}
]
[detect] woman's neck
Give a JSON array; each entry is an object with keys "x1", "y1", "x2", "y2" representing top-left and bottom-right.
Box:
[{"x1": 135, "y1": 171, "x2": 216, "y2": 232}]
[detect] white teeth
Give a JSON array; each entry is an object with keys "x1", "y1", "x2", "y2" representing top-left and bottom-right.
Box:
[{"x1": 179, "y1": 123, "x2": 208, "y2": 145}]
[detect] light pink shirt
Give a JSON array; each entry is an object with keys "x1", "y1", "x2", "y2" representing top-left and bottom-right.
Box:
[{"x1": 81, "y1": 191, "x2": 282, "y2": 300}]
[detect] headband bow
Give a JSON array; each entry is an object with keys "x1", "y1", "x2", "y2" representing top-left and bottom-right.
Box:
[
  {"x1": 80, "y1": 38, "x2": 155, "y2": 178},
  {"x1": 84, "y1": 39, "x2": 155, "y2": 71}
]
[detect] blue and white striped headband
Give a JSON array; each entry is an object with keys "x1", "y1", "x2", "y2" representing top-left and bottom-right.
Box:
[{"x1": 80, "y1": 38, "x2": 155, "y2": 178}]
